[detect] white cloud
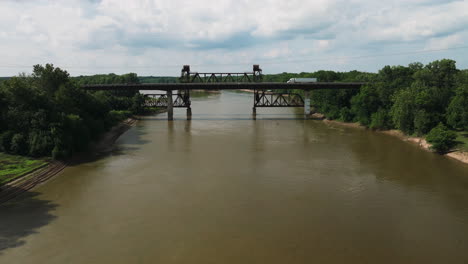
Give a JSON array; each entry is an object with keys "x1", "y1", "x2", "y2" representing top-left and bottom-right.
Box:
[
  {"x1": 0, "y1": 0, "x2": 467, "y2": 76},
  {"x1": 425, "y1": 33, "x2": 465, "y2": 50}
]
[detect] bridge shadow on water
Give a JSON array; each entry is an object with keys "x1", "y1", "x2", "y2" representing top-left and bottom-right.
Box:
[{"x1": 0, "y1": 188, "x2": 58, "y2": 255}]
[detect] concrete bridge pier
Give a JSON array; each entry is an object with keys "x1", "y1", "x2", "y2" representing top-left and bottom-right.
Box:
[
  {"x1": 252, "y1": 107, "x2": 256, "y2": 120},
  {"x1": 187, "y1": 107, "x2": 192, "y2": 120},
  {"x1": 304, "y1": 90, "x2": 311, "y2": 118},
  {"x1": 167, "y1": 90, "x2": 173, "y2": 121}
]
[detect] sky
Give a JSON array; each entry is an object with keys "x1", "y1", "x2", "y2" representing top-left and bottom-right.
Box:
[{"x1": 1, "y1": 0, "x2": 468, "y2": 76}]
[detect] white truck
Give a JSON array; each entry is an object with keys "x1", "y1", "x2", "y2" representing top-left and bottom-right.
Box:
[{"x1": 287, "y1": 78, "x2": 317, "y2": 83}]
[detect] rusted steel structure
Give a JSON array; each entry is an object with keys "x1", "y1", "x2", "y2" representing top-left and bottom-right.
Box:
[
  {"x1": 82, "y1": 65, "x2": 364, "y2": 120},
  {"x1": 254, "y1": 92, "x2": 305, "y2": 108},
  {"x1": 145, "y1": 93, "x2": 190, "y2": 108},
  {"x1": 180, "y1": 64, "x2": 263, "y2": 83}
]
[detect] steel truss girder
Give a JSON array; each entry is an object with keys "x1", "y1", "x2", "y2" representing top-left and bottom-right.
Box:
[
  {"x1": 253, "y1": 90, "x2": 304, "y2": 107},
  {"x1": 180, "y1": 65, "x2": 263, "y2": 83},
  {"x1": 144, "y1": 90, "x2": 191, "y2": 108},
  {"x1": 187, "y1": 72, "x2": 256, "y2": 83}
]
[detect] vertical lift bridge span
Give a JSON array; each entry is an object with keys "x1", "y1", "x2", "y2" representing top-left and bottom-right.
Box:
[{"x1": 83, "y1": 65, "x2": 364, "y2": 120}]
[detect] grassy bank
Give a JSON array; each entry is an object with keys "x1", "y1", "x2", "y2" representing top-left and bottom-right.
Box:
[{"x1": 0, "y1": 153, "x2": 49, "y2": 185}]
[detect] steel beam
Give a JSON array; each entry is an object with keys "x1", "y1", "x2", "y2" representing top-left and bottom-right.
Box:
[
  {"x1": 83, "y1": 82, "x2": 364, "y2": 91},
  {"x1": 253, "y1": 91, "x2": 305, "y2": 108}
]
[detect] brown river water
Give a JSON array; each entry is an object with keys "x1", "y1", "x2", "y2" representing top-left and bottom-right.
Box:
[{"x1": 1, "y1": 91, "x2": 468, "y2": 263}]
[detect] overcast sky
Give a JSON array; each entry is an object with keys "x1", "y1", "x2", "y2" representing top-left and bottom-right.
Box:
[{"x1": 1, "y1": 0, "x2": 467, "y2": 76}]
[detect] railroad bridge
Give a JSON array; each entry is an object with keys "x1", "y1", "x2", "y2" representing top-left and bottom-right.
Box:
[{"x1": 83, "y1": 65, "x2": 364, "y2": 120}]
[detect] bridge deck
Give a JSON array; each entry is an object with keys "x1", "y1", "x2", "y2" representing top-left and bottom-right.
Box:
[{"x1": 83, "y1": 82, "x2": 364, "y2": 91}]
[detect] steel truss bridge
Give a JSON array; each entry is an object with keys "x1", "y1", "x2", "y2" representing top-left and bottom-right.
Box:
[{"x1": 83, "y1": 65, "x2": 364, "y2": 120}]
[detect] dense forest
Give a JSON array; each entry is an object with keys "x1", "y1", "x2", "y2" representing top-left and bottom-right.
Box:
[
  {"x1": 72, "y1": 74, "x2": 177, "y2": 84},
  {"x1": 264, "y1": 59, "x2": 467, "y2": 152},
  {"x1": 0, "y1": 59, "x2": 466, "y2": 158},
  {"x1": 264, "y1": 61, "x2": 467, "y2": 133},
  {"x1": 0, "y1": 65, "x2": 147, "y2": 159},
  {"x1": 318, "y1": 61, "x2": 466, "y2": 133}
]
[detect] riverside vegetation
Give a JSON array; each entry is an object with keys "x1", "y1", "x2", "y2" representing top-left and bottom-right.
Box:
[
  {"x1": 264, "y1": 59, "x2": 467, "y2": 154},
  {"x1": 0, "y1": 59, "x2": 467, "y2": 183},
  {"x1": 0, "y1": 64, "x2": 152, "y2": 183}
]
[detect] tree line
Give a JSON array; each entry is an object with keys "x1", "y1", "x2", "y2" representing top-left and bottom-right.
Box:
[
  {"x1": 265, "y1": 59, "x2": 466, "y2": 153},
  {"x1": 311, "y1": 59, "x2": 468, "y2": 152},
  {"x1": 1, "y1": 60, "x2": 466, "y2": 158}
]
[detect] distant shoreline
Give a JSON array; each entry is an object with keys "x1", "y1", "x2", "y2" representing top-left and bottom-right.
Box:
[{"x1": 316, "y1": 114, "x2": 468, "y2": 165}]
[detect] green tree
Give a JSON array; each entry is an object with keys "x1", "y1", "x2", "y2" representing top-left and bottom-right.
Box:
[
  {"x1": 10, "y1": 133, "x2": 28, "y2": 155},
  {"x1": 413, "y1": 59, "x2": 459, "y2": 114},
  {"x1": 390, "y1": 81, "x2": 442, "y2": 135},
  {"x1": 350, "y1": 84, "x2": 380, "y2": 126},
  {"x1": 340, "y1": 107, "x2": 353, "y2": 122},
  {"x1": 32, "y1": 64, "x2": 70, "y2": 96},
  {"x1": 28, "y1": 130, "x2": 54, "y2": 157},
  {"x1": 413, "y1": 109, "x2": 434, "y2": 136},
  {"x1": 426, "y1": 123, "x2": 457, "y2": 154},
  {"x1": 0, "y1": 131, "x2": 14, "y2": 152},
  {"x1": 390, "y1": 88, "x2": 416, "y2": 134},
  {"x1": 446, "y1": 76, "x2": 468, "y2": 130},
  {"x1": 0, "y1": 87, "x2": 7, "y2": 132},
  {"x1": 370, "y1": 108, "x2": 391, "y2": 130}
]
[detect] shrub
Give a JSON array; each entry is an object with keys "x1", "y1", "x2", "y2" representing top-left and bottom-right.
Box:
[
  {"x1": 413, "y1": 109, "x2": 436, "y2": 136},
  {"x1": 325, "y1": 106, "x2": 341, "y2": 120},
  {"x1": 340, "y1": 107, "x2": 354, "y2": 122},
  {"x1": 425, "y1": 123, "x2": 457, "y2": 154},
  {"x1": 52, "y1": 145, "x2": 68, "y2": 160},
  {"x1": 0, "y1": 131, "x2": 14, "y2": 152},
  {"x1": 28, "y1": 130, "x2": 54, "y2": 157},
  {"x1": 446, "y1": 84, "x2": 468, "y2": 130},
  {"x1": 131, "y1": 93, "x2": 146, "y2": 114},
  {"x1": 10, "y1": 133, "x2": 28, "y2": 155},
  {"x1": 109, "y1": 110, "x2": 132, "y2": 124},
  {"x1": 370, "y1": 109, "x2": 390, "y2": 130}
]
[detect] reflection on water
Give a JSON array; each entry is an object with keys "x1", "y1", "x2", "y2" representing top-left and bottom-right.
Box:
[{"x1": 1, "y1": 91, "x2": 468, "y2": 264}]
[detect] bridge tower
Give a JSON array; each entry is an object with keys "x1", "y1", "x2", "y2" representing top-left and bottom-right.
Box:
[
  {"x1": 178, "y1": 65, "x2": 192, "y2": 120},
  {"x1": 253, "y1": 64, "x2": 262, "y2": 82}
]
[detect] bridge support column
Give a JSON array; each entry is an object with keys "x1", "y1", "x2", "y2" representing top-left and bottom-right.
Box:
[
  {"x1": 187, "y1": 107, "x2": 192, "y2": 120},
  {"x1": 167, "y1": 90, "x2": 173, "y2": 121},
  {"x1": 304, "y1": 90, "x2": 311, "y2": 118}
]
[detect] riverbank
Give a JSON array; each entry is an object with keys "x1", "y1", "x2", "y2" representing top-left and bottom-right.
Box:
[
  {"x1": 319, "y1": 116, "x2": 468, "y2": 165},
  {"x1": 0, "y1": 153, "x2": 49, "y2": 185},
  {"x1": 0, "y1": 114, "x2": 152, "y2": 204}
]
